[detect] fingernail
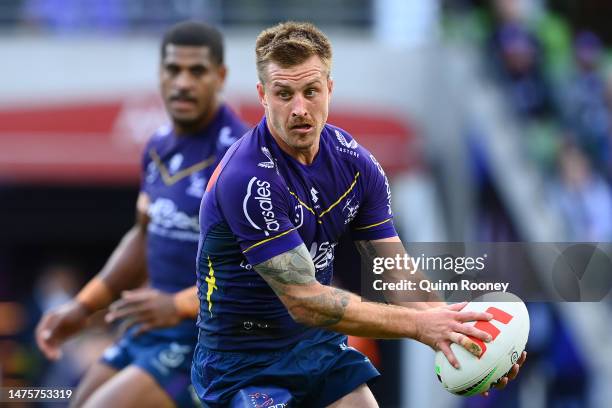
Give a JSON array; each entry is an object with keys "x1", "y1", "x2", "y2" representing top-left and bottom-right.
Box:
[
  {"x1": 42, "y1": 330, "x2": 51, "y2": 340},
  {"x1": 454, "y1": 362, "x2": 460, "y2": 369},
  {"x1": 485, "y1": 335, "x2": 492, "y2": 342},
  {"x1": 486, "y1": 313, "x2": 493, "y2": 319}
]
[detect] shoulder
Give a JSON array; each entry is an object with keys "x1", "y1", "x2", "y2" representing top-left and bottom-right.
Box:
[
  {"x1": 215, "y1": 128, "x2": 285, "y2": 192},
  {"x1": 324, "y1": 123, "x2": 382, "y2": 174},
  {"x1": 141, "y1": 124, "x2": 172, "y2": 161}
]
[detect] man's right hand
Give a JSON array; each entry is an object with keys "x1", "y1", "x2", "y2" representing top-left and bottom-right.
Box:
[
  {"x1": 414, "y1": 302, "x2": 494, "y2": 369},
  {"x1": 35, "y1": 301, "x2": 90, "y2": 360}
]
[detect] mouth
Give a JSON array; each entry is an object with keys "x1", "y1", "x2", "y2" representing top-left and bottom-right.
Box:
[
  {"x1": 290, "y1": 123, "x2": 313, "y2": 134},
  {"x1": 170, "y1": 97, "x2": 197, "y2": 109}
]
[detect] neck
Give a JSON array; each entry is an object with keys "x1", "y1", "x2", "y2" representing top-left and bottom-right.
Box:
[
  {"x1": 267, "y1": 123, "x2": 320, "y2": 165},
  {"x1": 174, "y1": 98, "x2": 221, "y2": 137}
]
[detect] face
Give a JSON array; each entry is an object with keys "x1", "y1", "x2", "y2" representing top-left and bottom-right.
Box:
[
  {"x1": 257, "y1": 55, "x2": 333, "y2": 155},
  {"x1": 160, "y1": 44, "x2": 226, "y2": 132}
]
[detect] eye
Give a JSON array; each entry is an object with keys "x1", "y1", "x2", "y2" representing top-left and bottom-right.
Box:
[
  {"x1": 190, "y1": 66, "x2": 207, "y2": 77},
  {"x1": 278, "y1": 90, "x2": 291, "y2": 99},
  {"x1": 305, "y1": 88, "x2": 317, "y2": 97},
  {"x1": 165, "y1": 64, "x2": 179, "y2": 76}
]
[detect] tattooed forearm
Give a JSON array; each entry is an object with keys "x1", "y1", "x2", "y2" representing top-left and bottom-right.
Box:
[
  {"x1": 286, "y1": 287, "x2": 351, "y2": 327},
  {"x1": 254, "y1": 244, "x2": 351, "y2": 327}
]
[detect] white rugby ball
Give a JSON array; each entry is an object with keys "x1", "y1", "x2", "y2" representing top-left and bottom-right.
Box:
[{"x1": 434, "y1": 292, "x2": 529, "y2": 396}]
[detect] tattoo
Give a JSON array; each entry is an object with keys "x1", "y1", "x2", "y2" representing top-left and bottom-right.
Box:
[
  {"x1": 254, "y1": 244, "x2": 351, "y2": 327},
  {"x1": 287, "y1": 287, "x2": 351, "y2": 327},
  {"x1": 254, "y1": 244, "x2": 316, "y2": 294}
]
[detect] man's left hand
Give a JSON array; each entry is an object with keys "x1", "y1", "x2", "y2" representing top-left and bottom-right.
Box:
[{"x1": 482, "y1": 351, "x2": 527, "y2": 397}]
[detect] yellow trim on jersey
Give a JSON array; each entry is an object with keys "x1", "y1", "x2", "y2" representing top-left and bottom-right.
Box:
[
  {"x1": 205, "y1": 256, "x2": 218, "y2": 317},
  {"x1": 318, "y1": 172, "x2": 360, "y2": 219},
  {"x1": 242, "y1": 227, "x2": 298, "y2": 254},
  {"x1": 149, "y1": 149, "x2": 216, "y2": 186},
  {"x1": 354, "y1": 217, "x2": 392, "y2": 231},
  {"x1": 288, "y1": 191, "x2": 316, "y2": 215}
]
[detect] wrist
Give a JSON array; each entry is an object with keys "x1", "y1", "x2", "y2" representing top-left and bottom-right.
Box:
[
  {"x1": 173, "y1": 288, "x2": 198, "y2": 320},
  {"x1": 75, "y1": 277, "x2": 114, "y2": 314}
]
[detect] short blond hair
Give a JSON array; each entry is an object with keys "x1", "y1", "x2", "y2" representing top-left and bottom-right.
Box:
[{"x1": 255, "y1": 21, "x2": 332, "y2": 82}]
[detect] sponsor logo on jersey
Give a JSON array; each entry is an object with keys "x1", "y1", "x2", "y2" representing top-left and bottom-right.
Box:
[
  {"x1": 334, "y1": 130, "x2": 360, "y2": 157},
  {"x1": 243, "y1": 177, "x2": 280, "y2": 236},
  {"x1": 310, "y1": 187, "x2": 319, "y2": 203},
  {"x1": 258, "y1": 147, "x2": 276, "y2": 169},
  {"x1": 248, "y1": 392, "x2": 287, "y2": 408},
  {"x1": 147, "y1": 198, "x2": 199, "y2": 241},
  {"x1": 369, "y1": 154, "x2": 393, "y2": 215},
  {"x1": 310, "y1": 241, "x2": 337, "y2": 271},
  {"x1": 157, "y1": 342, "x2": 191, "y2": 368},
  {"x1": 335, "y1": 130, "x2": 358, "y2": 149}
]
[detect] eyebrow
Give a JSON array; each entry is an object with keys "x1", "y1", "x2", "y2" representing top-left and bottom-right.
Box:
[{"x1": 271, "y1": 80, "x2": 322, "y2": 89}]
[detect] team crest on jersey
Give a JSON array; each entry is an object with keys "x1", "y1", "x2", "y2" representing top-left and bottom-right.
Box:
[
  {"x1": 342, "y1": 195, "x2": 360, "y2": 225},
  {"x1": 258, "y1": 147, "x2": 276, "y2": 169}
]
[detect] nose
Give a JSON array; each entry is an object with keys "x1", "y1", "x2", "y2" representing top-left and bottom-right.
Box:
[
  {"x1": 291, "y1": 94, "x2": 308, "y2": 117},
  {"x1": 174, "y1": 70, "x2": 194, "y2": 90}
]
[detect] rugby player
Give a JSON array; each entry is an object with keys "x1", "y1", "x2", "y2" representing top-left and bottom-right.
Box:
[
  {"x1": 35, "y1": 21, "x2": 248, "y2": 407},
  {"x1": 192, "y1": 22, "x2": 525, "y2": 407}
]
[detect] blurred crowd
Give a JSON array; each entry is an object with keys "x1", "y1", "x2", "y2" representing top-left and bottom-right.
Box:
[{"x1": 457, "y1": 0, "x2": 612, "y2": 242}]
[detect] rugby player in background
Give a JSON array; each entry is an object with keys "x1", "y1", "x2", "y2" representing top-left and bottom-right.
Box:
[
  {"x1": 35, "y1": 21, "x2": 248, "y2": 408},
  {"x1": 191, "y1": 22, "x2": 525, "y2": 407}
]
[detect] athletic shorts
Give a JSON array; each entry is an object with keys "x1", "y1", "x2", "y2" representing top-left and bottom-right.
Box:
[
  {"x1": 101, "y1": 331, "x2": 200, "y2": 407},
  {"x1": 191, "y1": 331, "x2": 380, "y2": 407}
]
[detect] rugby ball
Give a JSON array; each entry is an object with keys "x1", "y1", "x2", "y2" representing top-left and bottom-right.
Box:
[{"x1": 434, "y1": 292, "x2": 529, "y2": 396}]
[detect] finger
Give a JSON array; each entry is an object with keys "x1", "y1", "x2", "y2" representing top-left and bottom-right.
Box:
[
  {"x1": 455, "y1": 310, "x2": 493, "y2": 322},
  {"x1": 122, "y1": 289, "x2": 154, "y2": 301},
  {"x1": 517, "y1": 351, "x2": 527, "y2": 366},
  {"x1": 105, "y1": 304, "x2": 147, "y2": 323},
  {"x1": 492, "y1": 376, "x2": 509, "y2": 390},
  {"x1": 134, "y1": 323, "x2": 155, "y2": 336},
  {"x1": 446, "y1": 302, "x2": 467, "y2": 312},
  {"x1": 455, "y1": 322, "x2": 493, "y2": 343},
  {"x1": 439, "y1": 342, "x2": 460, "y2": 369},
  {"x1": 450, "y1": 332, "x2": 482, "y2": 357},
  {"x1": 506, "y1": 363, "x2": 520, "y2": 381}
]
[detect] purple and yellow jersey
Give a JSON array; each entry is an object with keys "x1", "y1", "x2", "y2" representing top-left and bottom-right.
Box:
[
  {"x1": 196, "y1": 117, "x2": 397, "y2": 351},
  {"x1": 140, "y1": 104, "x2": 248, "y2": 340}
]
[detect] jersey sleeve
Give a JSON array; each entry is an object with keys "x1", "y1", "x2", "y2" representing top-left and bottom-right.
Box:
[
  {"x1": 216, "y1": 166, "x2": 303, "y2": 265},
  {"x1": 350, "y1": 151, "x2": 398, "y2": 240}
]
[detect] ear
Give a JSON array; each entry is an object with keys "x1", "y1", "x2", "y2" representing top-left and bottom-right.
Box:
[
  {"x1": 257, "y1": 82, "x2": 267, "y2": 108},
  {"x1": 327, "y1": 77, "x2": 334, "y2": 100},
  {"x1": 217, "y1": 64, "x2": 228, "y2": 84}
]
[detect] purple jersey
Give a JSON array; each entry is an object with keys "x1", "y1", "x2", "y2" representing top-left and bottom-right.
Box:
[
  {"x1": 140, "y1": 104, "x2": 248, "y2": 340},
  {"x1": 196, "y1": 117, "x2": 397, "y2": 351}
]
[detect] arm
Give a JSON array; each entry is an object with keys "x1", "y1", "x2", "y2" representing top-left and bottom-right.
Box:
[
  {"x1": 354, "y1": 236, "x2": 444, "y2": 310},
  {"x1": 35, "y1": 193, "x2": 150, "y2": 359},
  {"x1": 254, "y1": 243, "x2": 494, "y2": 367}
]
